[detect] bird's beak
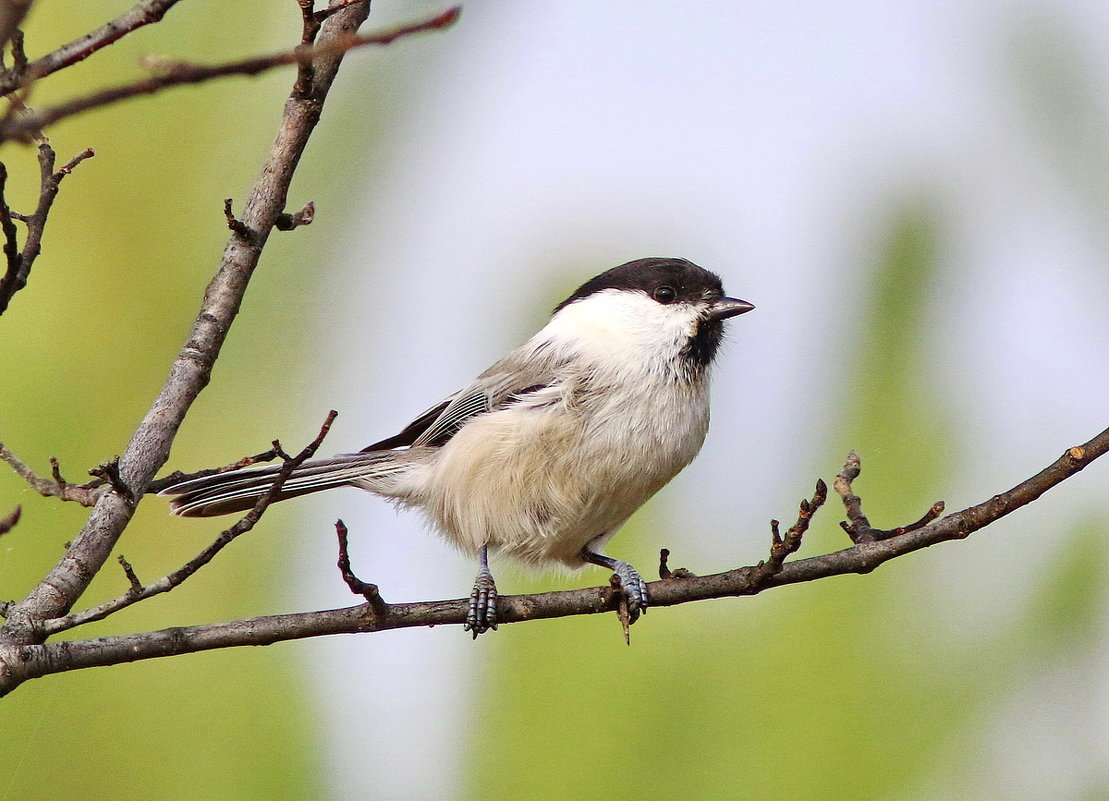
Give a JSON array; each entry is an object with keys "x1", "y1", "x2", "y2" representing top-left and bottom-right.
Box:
[{"x1": 708, "y1": 296, "x2": 756, "y2": 321}]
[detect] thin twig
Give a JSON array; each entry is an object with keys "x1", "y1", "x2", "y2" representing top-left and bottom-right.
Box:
[
  {"x1": 0, "y1": 163, "x2": 20, "y2": 287},
  {"x1": 658, "y1": 548, "x2": 695, "y2": 580},
  {"x1": 833, "y1": 450, "x2": 869, "y2": 540},
  {"x1": 749, "y1": 479, "x2": 828, "y2": 586},
  {"x1": 0, "y1": 0, "x2": 32, "y2": 56},
  {"x1": 313, "y1": 0, "x2": 363, "y2": 25},
  {"x1": 7, "y1": 28, "x2": 26, "y2": 74},
  {"x1": 116, "y1": 555, "x2": 143, "y2": 595},
  {"x1": 334, "y1": 519, "x2": 388, "y2": 615},
  {"x1": 43, "y1": 412, "x2": 338, "y2": 635},
  {"x1": 833, "y1": 451, "x2": 944, "y2": 543},
  {"x1": 222, "y1": 197, "x2": 250, "y2": 237},
  {"x1": 0, "y1": 504, "x2": 20, "y2": 534},
  {"x1": 0, "y1": 7, "x2": 461, "y2": 143},
  {"x1": 295, "y1": 0, "x2": 321, "y2": 96},
  {"x1": 0, "y1": 0, "x2": 186, "y2": 95},
  {"x1": 293, "y1": 0, "x2": 363, "y2": 94},
  {"x1": 0, "y1": 443, "x2": 103, "y2": 506},
  {"x1": 0, "y1": 141, "x2": 95, "y2": 316}
]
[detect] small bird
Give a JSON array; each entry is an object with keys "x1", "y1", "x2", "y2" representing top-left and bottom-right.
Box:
[{"x1": 162, "y1": 257, "x2": 754, "y2": 635}]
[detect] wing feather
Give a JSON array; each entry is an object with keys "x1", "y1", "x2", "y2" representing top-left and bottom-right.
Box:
[{"x1": 359, "y1": 344, "x2": 570, "y2": 452}]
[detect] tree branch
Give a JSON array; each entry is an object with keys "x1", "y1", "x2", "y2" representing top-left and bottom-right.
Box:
[
  {"x1": 0, "y1": 1, "x2": 375, "y2": 651},
  {"x1": 2, "y1": 425, "x2": 1105, "y2": 695},
  {"x1": 0, "y1": 443, "x2": 103, "y2": 506},
  {"x1": 832, "y1": 450, "x2": 945, "y2": 543},
  {"x1": 41, "y1": 412, "x2": 337, "y2": 635},
  {"x1": 0, "y1": 7, "x2": 461, "y2": 144},
  {"x1": 0, "y1": 0, "x2": 186, "y2": 95},
  {"x1": 334, "y1": 518, "x2": 389, "y2": 615},
  {"x1": 0, "y1": 0, "x2": 32, "y2": 56},
  {"x1": 0, "y1": 142, "x2": 95, "y2": 316},
  {"x1": 0, "y1": 504, "x2": 20, "y2": 534}
]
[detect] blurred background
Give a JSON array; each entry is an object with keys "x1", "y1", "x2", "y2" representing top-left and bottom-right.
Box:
[{"x1": 1, "y1": 1, "x2": 1108, "y2": 798}]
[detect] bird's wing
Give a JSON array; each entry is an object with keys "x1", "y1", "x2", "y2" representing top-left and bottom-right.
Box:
[
  {"x1": 359, "y1": 395, "x2": 456, "y2": 451},
  {"x1": 360, "y1": 349, "x2": 565, "y2": 452},
  {"x1": 409, "y1": 385, "x2": 494, "y2": 447}
]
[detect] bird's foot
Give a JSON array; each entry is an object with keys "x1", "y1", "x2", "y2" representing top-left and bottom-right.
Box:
[
  {"x1": 609, "y1": 558, "x2": 649, "y2": 623},
  {"x1": 583, "y1": 550, "x2": 649, "y2": 624},
  {"x1": 464, "y1": 560, "x2": 498, "y2": 638}
]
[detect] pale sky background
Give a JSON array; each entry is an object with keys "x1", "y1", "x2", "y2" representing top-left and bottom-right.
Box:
[{"x1": 282, "y1": 1, "x2": 1109, "y2": 797}]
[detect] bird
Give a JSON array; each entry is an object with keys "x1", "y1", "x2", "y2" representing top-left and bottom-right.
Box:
[{"x1": 161, "y1": 257, "x2": 754, "y2": 636}]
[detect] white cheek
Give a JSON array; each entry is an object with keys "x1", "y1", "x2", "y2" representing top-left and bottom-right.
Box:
[{"x1": 536, "y1": 290, "x2": 699, "y2": 360}]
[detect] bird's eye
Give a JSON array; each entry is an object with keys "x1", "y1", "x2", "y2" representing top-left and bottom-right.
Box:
[{"x1": 653, "y1": 285, "x2": 677, "y2": 304}]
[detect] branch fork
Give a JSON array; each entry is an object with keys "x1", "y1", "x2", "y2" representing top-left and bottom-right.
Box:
[
  {"x1": 334, "y1": 519, "x2": 389, "y2": 617},
  {"x1": 750, "y1": 478, "x2": 829, "y2": 586},
  {"x1": 833, "y1": 451, "x2": 945, "y2": 544},
  {"x1": 39, "y1": 411, "x2": 338, "y2": 636},
  {"x1": 0, "y1": 140, "x2": 95, "y2": 316},
  {"x1": 0, "y1": 6, "x2": 461, "y2": 144},
  {"x1": 0, "y1": 443, "x2": 104, "y2": 506}
]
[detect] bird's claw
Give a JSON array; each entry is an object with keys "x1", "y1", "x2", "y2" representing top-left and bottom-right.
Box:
[
  {"x1": 464, "y1": 566, "x2": 498, "y2": 638},
  {"x1": 610, "y1": 559, "x2": 649, "y2": 624}
]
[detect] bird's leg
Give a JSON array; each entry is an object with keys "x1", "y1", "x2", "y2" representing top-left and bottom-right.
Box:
[
  {"x1": 464, "y1": 545, "x2": 498, "y2": 638},
  {"x1": 582, "y1": 549, "x2": 649, "y2": 622}
]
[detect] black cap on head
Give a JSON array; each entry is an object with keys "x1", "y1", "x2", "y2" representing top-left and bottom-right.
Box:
[{"x1": 555, "y1": 257, "x2": 726, "y2": 313}]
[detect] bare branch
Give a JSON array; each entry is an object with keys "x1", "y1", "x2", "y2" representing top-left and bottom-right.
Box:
[
  {"x1": 2, "y1": 425, "x2": 1105, "y2": 695},
  {"x1": 0, "y1": 443, "x2": 103, "y2": 506},
  {"x1": 749, "y1": 478, "x2": 827, "y2": 586},
  {"x1": 0, "y1": 141, "x2": 94, "y2": 315},
  {"x1": 0, "y1": 0, "x2": 186, "y2": 95},
  {"x1": 0, "y1": 0, "x2": 32, "y2": 55},
  {"x1": 42, "y1": 412, "x2": 338, "y2": 635},
  {"x1": 0, "y1": 0, "x2": 373, "y2": 640},
  {"x1": 833, "y1": 450, "x2": 869, "y2": 540},
  {"x1": 335, "y1": 519, "x2": 389, "y2": 615},
  {"x1": 0, "y1": 504, "x2": 20, "y2": 534},
  {"x1": 834, "y1": 451, "x2": 945, "y2": 543},
  {"x1": 0, "y1": 7, "x2": 462, "y2": 144}
]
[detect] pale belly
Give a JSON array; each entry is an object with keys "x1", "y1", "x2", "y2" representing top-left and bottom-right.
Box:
[{"x1": 415, "y1": 386, "x2": 710, "y2": 567}]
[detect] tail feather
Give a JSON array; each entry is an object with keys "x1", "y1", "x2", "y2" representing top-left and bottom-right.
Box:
[{"x1": 160, "y1": 451, "x2": 414, "y2": 517}]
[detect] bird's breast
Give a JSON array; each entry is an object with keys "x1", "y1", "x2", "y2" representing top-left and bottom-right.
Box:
[{"x1": 418, "y1": 361, "x2": 711, "y2": 567}]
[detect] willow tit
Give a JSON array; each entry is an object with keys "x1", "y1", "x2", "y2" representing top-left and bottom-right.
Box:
[{"x1": 162, "y1": 257, "x2": 754, "y2": 635}]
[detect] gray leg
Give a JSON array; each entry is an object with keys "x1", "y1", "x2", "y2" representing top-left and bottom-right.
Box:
[
  {"x1": 464, "y1": 545, "x2": 498, "y2": 638},
  {"x1": 582, "y1": 549, "x2": 649, "y2": 622}
]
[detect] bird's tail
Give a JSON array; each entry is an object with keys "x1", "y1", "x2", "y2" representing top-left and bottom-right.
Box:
[{"x1": 160, "y1": 450, "x2": 424, "y2": 517}]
